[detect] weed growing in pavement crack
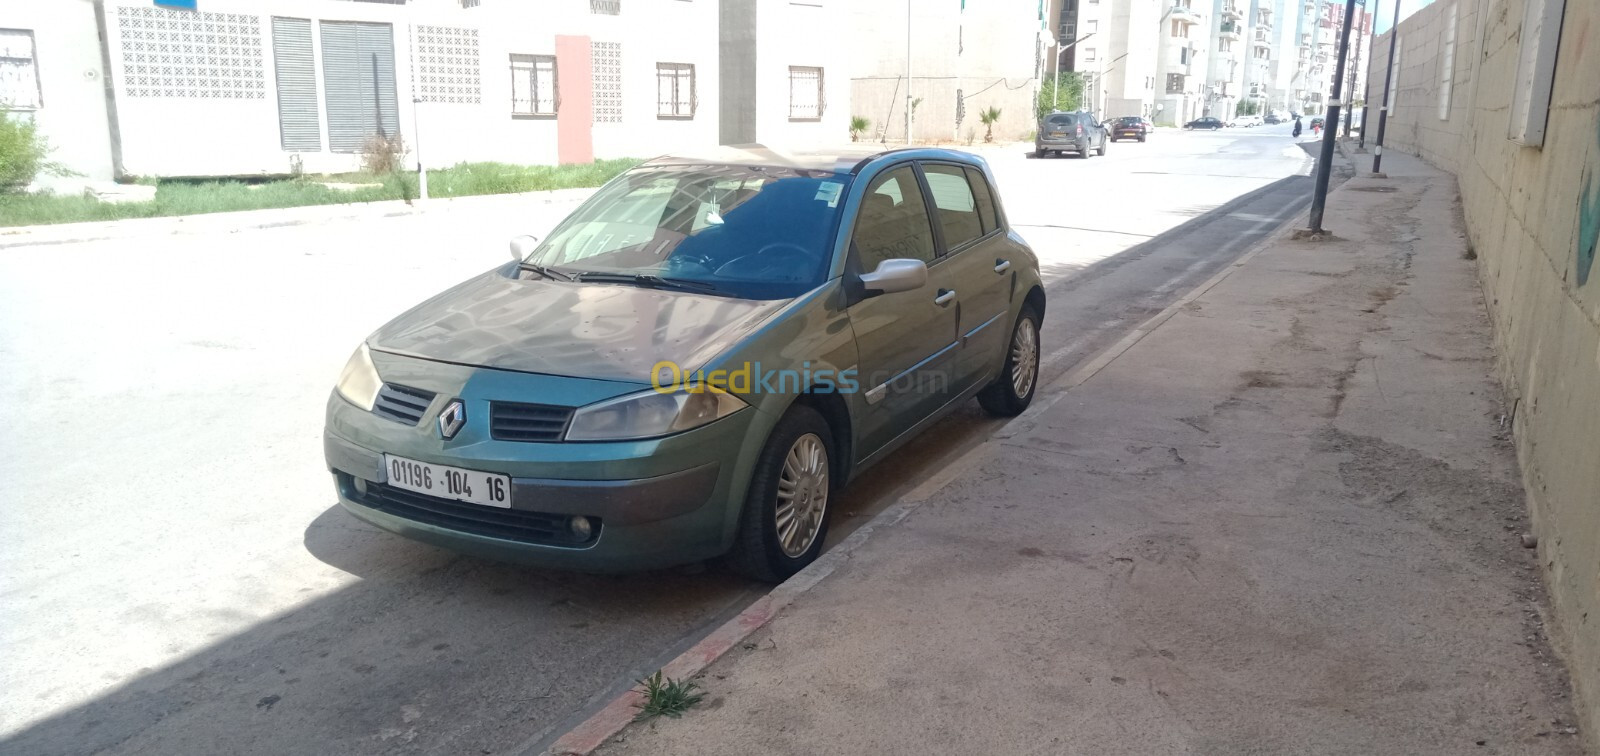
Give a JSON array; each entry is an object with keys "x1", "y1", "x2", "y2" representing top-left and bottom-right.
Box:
[{"x1": 633, "y1": 671, "x2": 705, "y2": 722}]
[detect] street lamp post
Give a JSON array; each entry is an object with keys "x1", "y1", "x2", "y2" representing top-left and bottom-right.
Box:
[
  {"x1": 1049, "y1": 32, "x2": 1096, "y2": 113},
  {"x1": 1306, "y1": 0, "x2": 1360, "y2": 234},
  {"x1": 1371, "y1": 0, "x2": 1402, "y2": 173}
]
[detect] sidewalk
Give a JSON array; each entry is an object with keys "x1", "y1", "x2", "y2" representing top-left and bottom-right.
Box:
[{"x1": 578, "y1": 152, "x2": 1585, "y2": 755}]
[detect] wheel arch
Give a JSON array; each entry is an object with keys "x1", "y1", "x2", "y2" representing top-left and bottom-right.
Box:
[
  {"x1": 1022, "y1": 284, "x2": 1047, "y2": 324},
  {"x1": 789, "y1": 389, "x2": 854, "y2": 487}
]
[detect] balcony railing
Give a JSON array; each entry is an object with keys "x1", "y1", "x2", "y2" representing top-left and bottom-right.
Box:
[
  {"x1": 1219, "y1": 21, "x2": 1242, "y2": 39},
  {"x1": 1222, "y1": 4, "x2": 1243, "y2": 20},
  {"x1": 1171, "y1": 3, "x2": 1202, "y2": 24}
]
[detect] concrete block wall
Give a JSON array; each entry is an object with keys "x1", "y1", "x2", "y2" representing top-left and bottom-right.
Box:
[{"x1": 1368, "y1": 0, "x2": 1600, "y2": 739}]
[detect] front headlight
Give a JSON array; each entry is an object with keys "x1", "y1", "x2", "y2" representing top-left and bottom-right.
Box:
[
  {"x1": 335, "y1": 343, "x2": 383, "y2": 411},
  {"x1": 566, "y1": 387, "x2": 748, "y2": 442}
]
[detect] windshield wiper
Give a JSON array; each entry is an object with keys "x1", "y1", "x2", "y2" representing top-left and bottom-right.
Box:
[
  {"x1": 572, "y1": 271, "x2": 721, "y2": 294},
  {"x1": 518, "y1": 262, "x2": 575, "y2": 281}
]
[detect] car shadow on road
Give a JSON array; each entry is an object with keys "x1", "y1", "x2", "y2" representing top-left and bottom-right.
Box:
[{"x1": 2, "y1": 505, "x2": 760, "y2": 756}]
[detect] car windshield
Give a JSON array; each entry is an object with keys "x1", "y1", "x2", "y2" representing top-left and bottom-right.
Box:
[{"x1": 524, "y1": 163, "x2": 851, "y2": 300}]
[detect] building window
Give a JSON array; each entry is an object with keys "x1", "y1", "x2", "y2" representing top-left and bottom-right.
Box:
[
  {"x1": 1166, "y1": 73, "x2": 1184, "y2": 93},
  {"x1": 510, "y1": 54, "x2": 557, "y2": 117},
  {"x1": 0, "y1": 28, "x2": 41, "y2": 109},
  {"x1": 1085, "y1": 20, "x2": 1098, "y2": 34},
  {"x1": 1170, "y1": 20, "x2": 1188, "y2": 37},
  {"x1": 1083, "y1": 47, "x2": 1097, "y2": 64},
  {"x1": 788, "y1": 66, "x2": 823, "y2": 120},
  {"x1": 656, "y1": 63, "x2": 695, "y2": 118},
  {"x1": 591, "y1": 0, "x2": 620, "y2": 14}
]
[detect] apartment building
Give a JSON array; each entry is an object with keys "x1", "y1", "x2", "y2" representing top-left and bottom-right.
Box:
[
  {"x1": 1154, "y1": 0, "x2": 1209, "y2": 126},
  {"x1": 1047, "y1": 0, "x2": 1161, "y2": 121},
  {"x1": 1208, "y1": 0, "x2": 1247, "y2": 120},
  {"x1": 5, "y1": 0, "x2": 853, "y2": 187}
]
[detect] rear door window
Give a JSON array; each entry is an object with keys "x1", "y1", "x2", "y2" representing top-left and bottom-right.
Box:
[
  {"x1": 964, "y1": 167, "x2": 999, "y2": 234},
  {"x1": 921, "y1": 164, "x2": 983, "y2": 250}
]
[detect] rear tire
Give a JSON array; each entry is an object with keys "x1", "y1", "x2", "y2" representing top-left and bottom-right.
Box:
[
  {"x1": 1096, "y1": 141, "x2": 1107, "y2": 156},
  {"x1": 1138, "y1": 136, "x2": 1147, "y2": 143},
  {"x1": 977, "y1": 306, "x2": 1042, "y2": 417},
  {"x1": 725, "y1": 405, "x2": 835, "y2": 582}
]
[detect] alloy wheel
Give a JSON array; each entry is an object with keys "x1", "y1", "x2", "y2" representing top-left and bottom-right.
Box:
[
  {"x1": 774, "y1": 433, "x2": 829, "y2": 558},
  {"x1": 1011, "y1": 316, "x2": 1039, "y2": 398}
]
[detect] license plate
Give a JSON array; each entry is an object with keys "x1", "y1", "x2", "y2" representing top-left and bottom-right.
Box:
[
  {"x1": 383, "y1": 454, "x2": 512, "y2": 509},
  {"x1": 1121, "y1": 131, "x2": 1138, "y2": 136},
  {"x1": 1048, "y1": 131, "x2": 1066, "y2": 137}
]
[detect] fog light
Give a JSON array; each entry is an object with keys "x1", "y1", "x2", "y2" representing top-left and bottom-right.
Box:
[
  {"x1": 569, "y1": 516, "x2": 593, "y2": 540},
  {"x1": 353, "y1": 477, "x2": 369, "y2": 496}
]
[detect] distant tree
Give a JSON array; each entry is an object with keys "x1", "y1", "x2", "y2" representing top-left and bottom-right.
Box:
[{"x1": 1035, "y1": 72, "x2": 1084, "y2": 121}]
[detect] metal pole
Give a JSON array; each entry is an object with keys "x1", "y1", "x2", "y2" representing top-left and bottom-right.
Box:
[
  {"x1": 1371, "y1": 0, "x2": 1401, "y2": 173},
  {"x1": 905, "y1": 0, "x2": 913, "y2": 145},
  {"x1": 412, "y1": 97, "x2": 428, "y2": 201},
  {"x1": 1306, "y1": 0, "x2": 1360, "y2": 233}
]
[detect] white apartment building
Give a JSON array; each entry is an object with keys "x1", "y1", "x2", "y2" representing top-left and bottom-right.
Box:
[
  {"x1": 1207, "y1": 0, "x2": 1246, "y2": 120},
  {"x1": 1048, "y1": 0, "x2": 1161, "y2": 121},
  {"x1": 1154, "y1": 0, "x2": 1209, "y2": 126},
  {"x1": 3, "y1": 0, "x2": 856, "y2": 189}
]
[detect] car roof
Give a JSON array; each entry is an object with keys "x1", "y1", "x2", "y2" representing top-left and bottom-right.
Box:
[{"x1": 638, "y1": 144, "x2": 983, "y2": 175}]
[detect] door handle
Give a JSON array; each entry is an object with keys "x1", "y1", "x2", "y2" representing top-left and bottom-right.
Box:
[
  {"x1": 934, "y1": 289, "x2": 956, "y2": 306},
  {"x1": 993, "y1": 259, "x2": 1012, "y2": 274}
]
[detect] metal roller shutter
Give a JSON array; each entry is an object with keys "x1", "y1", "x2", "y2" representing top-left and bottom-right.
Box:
[
  {"x1": 319, "y1": 21, "x2": 399, "y2": 153},
  {"x1": 272, "y1": 18, "x2": 321, "y2": 151}
]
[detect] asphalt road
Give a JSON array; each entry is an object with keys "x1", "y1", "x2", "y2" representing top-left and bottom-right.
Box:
[{"x1": 0, "y1": 123, "x2": 1327, "y2": 755}]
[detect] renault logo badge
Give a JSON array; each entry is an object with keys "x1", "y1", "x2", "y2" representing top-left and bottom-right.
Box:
[{"x1": 438, "y1": 399, "x2": 466, "y2": 440}]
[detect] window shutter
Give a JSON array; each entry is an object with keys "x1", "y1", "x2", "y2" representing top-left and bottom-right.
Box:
[
  {"x1": 272, "y1": 18, "x2": 320, "y2": 151},
  {"x1": 320, "y1": 21, "x2": 399, "y2": 153}
]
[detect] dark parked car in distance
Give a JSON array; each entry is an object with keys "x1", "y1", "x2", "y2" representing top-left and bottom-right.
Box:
[
  {"x1": 1108, "y1": 116, "x2": 1154, "y2": 142},
  {"x1": 1184, "y1": 117, "x2": 1225, "y2": 130},
  {"x1": 1035, "y1": 111, "x2": 1108, "y2": 158}
]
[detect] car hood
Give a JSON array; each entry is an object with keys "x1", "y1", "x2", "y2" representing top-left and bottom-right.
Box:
[{"x1": 369, "y1": 269, "x2": 791, "y2": 383}]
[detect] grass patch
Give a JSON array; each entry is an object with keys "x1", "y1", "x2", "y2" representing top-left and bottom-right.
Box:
[
  {"x1": 632, "y1": 671, "x2": 705, "y2": 722},
  {"x1": 0, "y1": 158, "x2": 639, "y2": 228}
]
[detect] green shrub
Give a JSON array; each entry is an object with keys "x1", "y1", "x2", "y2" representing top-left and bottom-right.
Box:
[{"x1": 0, "y1": 111, "x2": 68, "y2": 192}]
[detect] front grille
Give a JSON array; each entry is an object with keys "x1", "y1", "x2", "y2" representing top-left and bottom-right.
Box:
[
  {"x1": 490, "y1": 401, "x2": 573, "y2": 442},
  {"x1": 373, "y1": 383, "x2": 436, "y2": 426},
  {"x1": 348, "y1": 475, "x2": 599, "y2": 546}
]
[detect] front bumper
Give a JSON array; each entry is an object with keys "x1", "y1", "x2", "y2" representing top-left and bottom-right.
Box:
[{"x1": 322, "y1": 352, "x2": 779, "y2": 572}]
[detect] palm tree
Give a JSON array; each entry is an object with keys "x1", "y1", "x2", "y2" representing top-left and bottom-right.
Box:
[
  {"x1": 849, "y1": 116, "x2": 870, "y2": 142},
  {"x1": 979, "y1": 107, "x2": 1003, "y2": 143}
]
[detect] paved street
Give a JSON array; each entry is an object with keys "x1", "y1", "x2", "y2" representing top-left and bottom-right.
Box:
[{"x1": 0, "y1": 125, "x2": 1316, "y2": 755}]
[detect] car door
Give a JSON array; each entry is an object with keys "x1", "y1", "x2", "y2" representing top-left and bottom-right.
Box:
[
  {"x1": 846, "y1": 163, "x2": 960, "y2": 456},
  {"x1": 918, "y1": 162, "x2": 1013, "y2": 390}
]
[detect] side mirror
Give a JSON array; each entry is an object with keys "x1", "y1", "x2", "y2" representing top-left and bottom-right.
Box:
[
  {"x1": 509, "y1": 234, "x2": 540, "y2": 263},
  {"x1": 858, "y1": 258, "x2": 929, "y2": 297}
]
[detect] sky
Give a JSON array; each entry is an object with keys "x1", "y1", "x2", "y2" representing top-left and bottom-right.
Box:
[{"x1": 1372, "y1": 0, "x2": 1439, "y2": 33}]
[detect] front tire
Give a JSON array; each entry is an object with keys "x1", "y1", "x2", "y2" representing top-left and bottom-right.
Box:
[
  {"x1": 978, "y1": 306, "x2": 1042, "y2": 417},
  {"x1": 726, "y1": 405, "x2": 834, "y2": 582}
]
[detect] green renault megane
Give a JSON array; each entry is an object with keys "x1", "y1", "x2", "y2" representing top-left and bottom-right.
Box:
[{"x1": 324, "y1": 146, "x2": 1045, "y2": 581}]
